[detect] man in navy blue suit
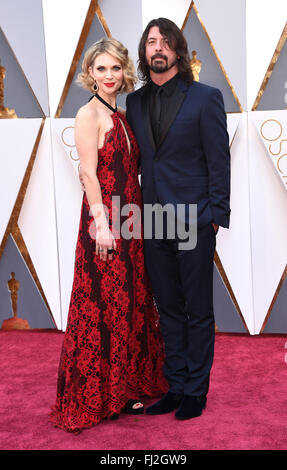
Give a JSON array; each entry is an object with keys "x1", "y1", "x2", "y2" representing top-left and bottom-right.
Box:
[{"x1": 126, "y1": 18, "x2": 230, "y2": 420}]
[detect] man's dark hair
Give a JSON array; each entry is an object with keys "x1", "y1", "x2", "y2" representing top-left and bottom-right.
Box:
[{"x1": 138, "y1": 17, "x2": 193, "y2": 85}]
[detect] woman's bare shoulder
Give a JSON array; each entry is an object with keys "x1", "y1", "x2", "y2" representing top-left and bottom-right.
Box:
[
  {"x1": 76, "y1": 101, "x2": 98, "y2": 119},
  {"x1": 75, "y1": 101, "x2": 102, "y2": 129}
]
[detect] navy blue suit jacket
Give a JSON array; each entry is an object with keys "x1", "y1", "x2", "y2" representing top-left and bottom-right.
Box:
[{"x1": 126, "y1": 77, "x2": 231, "y2": 228}]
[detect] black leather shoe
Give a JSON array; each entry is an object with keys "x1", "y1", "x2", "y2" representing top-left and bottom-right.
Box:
[
  {"x1": 146, "y1": 392, "x2": 183, "y2": 415},
  {"x1": 175, "y1": 395, "x2": 207, "y2": 420}
]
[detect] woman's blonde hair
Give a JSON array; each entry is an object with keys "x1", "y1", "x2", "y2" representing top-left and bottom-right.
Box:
[{"x1": 76, "y1": 37, "x2": 137, "y2": 94}]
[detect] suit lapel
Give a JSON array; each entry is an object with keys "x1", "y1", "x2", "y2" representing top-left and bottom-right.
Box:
[
  {"x1": 141, "y1": 84, "x2": 156, "y2": 152},
  {"x1": 158, "y1": 78, "x2": 189, "y2": 148},
  {"x1": 140, "y1": 78, "x2": 189, "y2": 152}
]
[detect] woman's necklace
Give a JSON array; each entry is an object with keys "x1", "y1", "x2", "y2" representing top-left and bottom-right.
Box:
[{"x1": 94, "y1": 93, "x2": 117, "y2": 113}]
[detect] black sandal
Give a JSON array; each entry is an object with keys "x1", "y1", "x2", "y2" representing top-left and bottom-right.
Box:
[{"x1": 122, "y1": 399, "x2": 144, "y2": 415}]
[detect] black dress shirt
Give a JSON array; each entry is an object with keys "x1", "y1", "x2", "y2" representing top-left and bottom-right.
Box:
[{"x1": 149, "y1": 73, "x2": 179, "y2": 148}]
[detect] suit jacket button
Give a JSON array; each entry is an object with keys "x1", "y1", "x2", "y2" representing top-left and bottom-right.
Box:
[{"x1": 155, "y1": 156, "x2": 159, "y2": 161}]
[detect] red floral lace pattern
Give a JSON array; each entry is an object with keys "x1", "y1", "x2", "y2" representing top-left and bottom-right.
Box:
[{"x1": 50, "y1": 112, "x2": 168, "y2": 433}]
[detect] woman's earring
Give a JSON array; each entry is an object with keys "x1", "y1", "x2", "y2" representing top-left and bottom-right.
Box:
[{"x1": 93, "y1": 81, "x2": 98, "y2": 92}]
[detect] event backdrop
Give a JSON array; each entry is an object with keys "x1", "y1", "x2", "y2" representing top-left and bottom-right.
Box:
[{"x1": 0, "y1": 0, "x2": 286, "y2": 334}]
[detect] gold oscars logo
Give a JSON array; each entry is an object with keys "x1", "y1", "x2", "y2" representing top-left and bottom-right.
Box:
[
  {"x1": 0, "y1": 60, "x2": 17, "y2": 119},
  {"x1": 61, "y1": 125, "x2": 81, "y2": 175},
  {"x1": 61, "y1": 126, "x2": 78, "y2": 161},
  {"x1": 260, "y1": 119, "x2": 287, "y2": 187},
  {"x1": 1, "y1": 272, "x2": 30, "y2": 330}
]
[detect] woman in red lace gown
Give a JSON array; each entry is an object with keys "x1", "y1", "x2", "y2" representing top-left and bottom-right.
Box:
[{"x1": 50, "y1": 38, "x2": 167, "y2": 433}]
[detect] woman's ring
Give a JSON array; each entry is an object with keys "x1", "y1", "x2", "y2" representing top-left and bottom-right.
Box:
[{"x1": 107, "y1": 248, "x2": 114, "y2": 254}]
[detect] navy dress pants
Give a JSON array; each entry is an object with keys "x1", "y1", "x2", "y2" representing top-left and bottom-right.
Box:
[{"x1": 144, "y1": 222, "x2": 216, "y2": 397}]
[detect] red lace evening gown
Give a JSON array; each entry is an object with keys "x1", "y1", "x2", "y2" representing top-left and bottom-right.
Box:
[{"x1": 50, "y1": 111, "x2": 167, "y2": 433}]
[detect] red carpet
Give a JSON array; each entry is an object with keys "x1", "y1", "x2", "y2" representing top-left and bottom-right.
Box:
[{"x1": 1, "y1": 330, "x2": 287, "y2": 450}]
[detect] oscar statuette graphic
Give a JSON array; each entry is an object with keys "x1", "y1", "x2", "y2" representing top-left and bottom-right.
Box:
[
  {"x1": 1, "y1": 272, "x2": 30, "y2": 330},
  {"x1": 0, "y1": 59, "x2": 17, "y2": 119},
  {"x1": 190, "y1": 50, "x2": 201, "y2": 82}
]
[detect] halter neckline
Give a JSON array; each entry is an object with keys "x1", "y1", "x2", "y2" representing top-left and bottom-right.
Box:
[{"x1": 94, "y1": 93, "x2": 117, "y2": 114}]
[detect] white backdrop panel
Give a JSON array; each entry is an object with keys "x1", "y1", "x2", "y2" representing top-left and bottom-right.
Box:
[
  {"x1": 42, "y1": 0, "x2": 91, "y2": 117},
  {"x1": 51, "y1": 118, "x2": 82, "y2": 330},
  {"x1": 246, "y1": 0, "x2": 287, "y2": 110},
  {"x1": 18, "y1": 119, "x2": 62, "y2": 329},
  {"x1": 217, "y1": 113, "x2": 254, "y2": 333},
  {"x1": 0, "y1": 119, "x2": 42, "y2": 245},
  {"x1": 249, "y1": 111, "x2": 287, "y2": 333},
  {"x1": 227, "y1": 113, "x2": 242, "y2": 145}
]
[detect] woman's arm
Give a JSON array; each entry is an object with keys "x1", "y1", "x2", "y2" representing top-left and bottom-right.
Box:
[{"x1": 75, "y1": 107, "x2": 116, "y2": 261}]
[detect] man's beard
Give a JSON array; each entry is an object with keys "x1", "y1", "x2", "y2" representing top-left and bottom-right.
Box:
[{"x1": 149, "y1": 54, "x2": 178, "y2": 74}]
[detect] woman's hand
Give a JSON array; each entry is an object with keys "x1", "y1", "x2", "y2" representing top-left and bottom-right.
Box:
[{"x1": 96, "y1": 226, "x2": 117, "y2": 262}]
